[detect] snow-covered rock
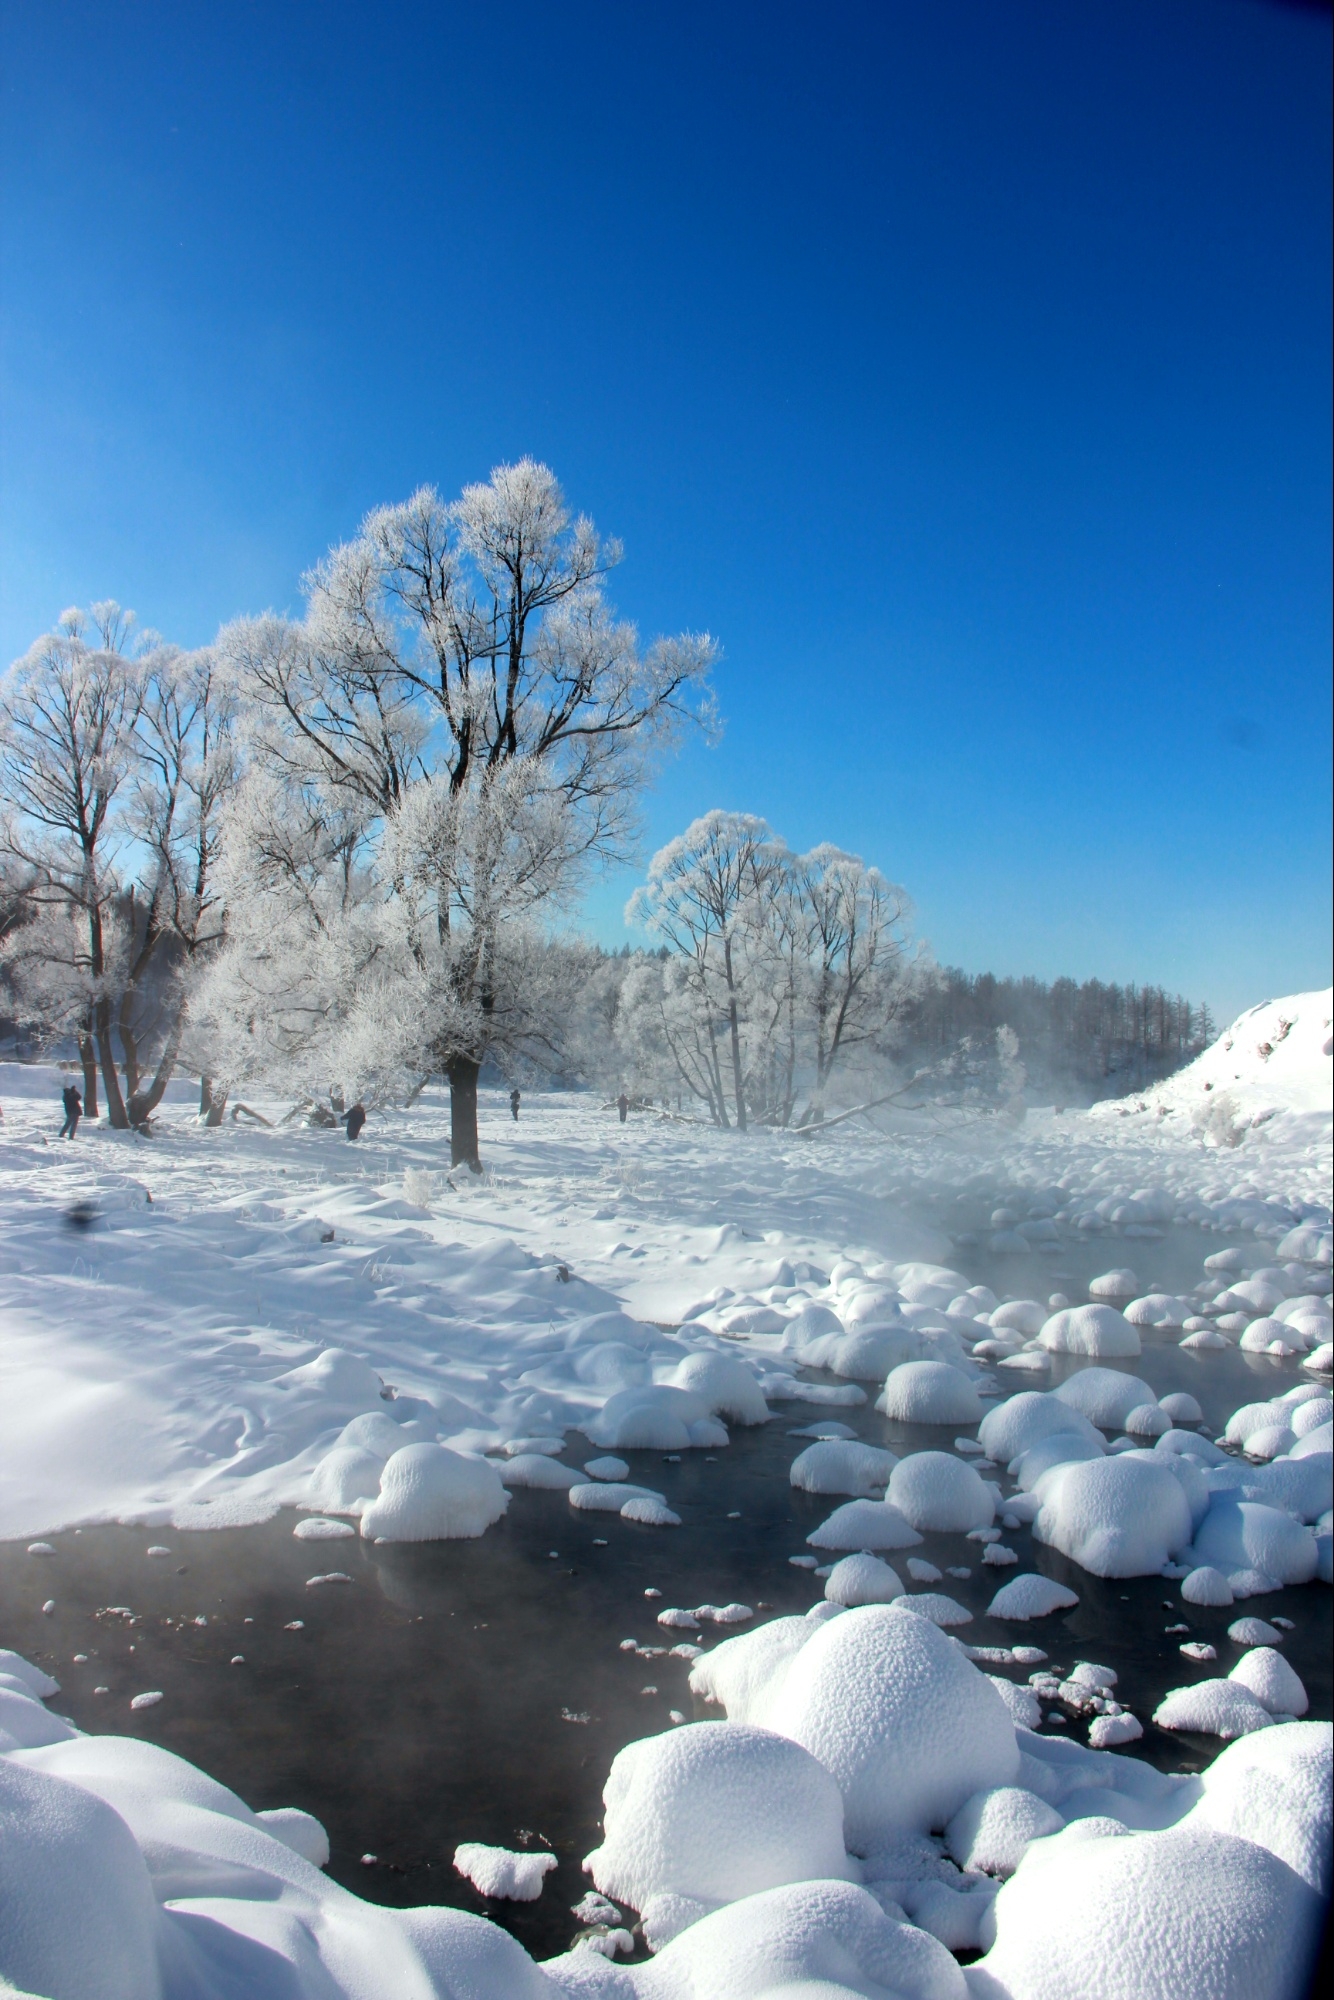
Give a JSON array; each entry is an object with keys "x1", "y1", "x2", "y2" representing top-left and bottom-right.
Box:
[
  {"x1": 888, "y1": 1451, "x2": 996, "y2": 1533},
  {"x1": 879, "y1": 1361, "x2": 985, "y2": 1425},
  {"x1": 359, "y1": 1444, "x2": 509, "y2": 1542},
  {"x1": 1032, "y1": 1454, "x2": 1193, "y2": 1577},
  {"x1": 584, "y1": 1721, "x2": 854, "y2": 1915}
]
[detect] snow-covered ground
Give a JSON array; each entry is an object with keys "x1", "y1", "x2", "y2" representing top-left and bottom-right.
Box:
[
  {"x1": 1, "y1": 990, "x2": 1331, "y2": 1998},
  {"x1": 0, "y1": 992, "x2": 1328, "y2": 1542}
]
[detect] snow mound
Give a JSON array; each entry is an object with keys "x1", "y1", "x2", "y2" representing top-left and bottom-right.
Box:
[
  {"x1": 1182, "y1": 1720, "x2": 1332, "y2": 1895},
  {"x1": 806, "y1": 1498, "x2": 923, "y2": 1552},
  {"x1": 627, "y1": 1878, "x2": 967, "y2": 2000},
  {"x1": 1032, "y1": 1455, "x2": 1193, "y2": 1577},
  {"x1": 986, "y1": 1574, "x2": 1079, "y2": 1620},
  {"x1": 582, "y1": 1385, "x2": 725, "y2": 1451},
  {"x1": 974, "y1": 1823, "x2": 1323, "y2": 2000},
  {"x1": 888, "y1": 1451, "x2": 995, "y2": 1533},
  {"x1": 669, "y1": 1352, "x2": 769, "y2": 1425},
  {"x1": 1038, "y1": 1305, "x2": 1141, "y2": 1357},
  {"x1": 879, "y1": 1361, "x2": 984, "y2": 1425},
  {"x1": 762, "y1": 1603, "x2": 1020, "y2": 1848},
  {"x1": 944, "y1": 1785, "x2": 1064, "y2": 1877},
  {"x1": 1191, "y1": 1497, "x2": 1318, "y2": 1587},
  {"x1": 359, "y1": 1445, "x2": 509, "y2": 1542},
  {"x1": 497, "y1": 1453, "x2": 583, "y2": 1490},
  {"x1": 823, "y1": 1552, "x2": 905, "y2": 1606},
  {"x1": 584, "y1": 1721, "x2": 854, "y2": 1913},
  {"x1": 978, "y1": 1392, "x2": 1102, "y2": 1468},
  {"x1": 1052, "y1": 1367, "x2": 1157, "y2": 1431},
  {"x1": 1182, "y1": 1566, "x2": 1234, "y2": 1608},
  {"x1": 1153, "y1": 1679, "x2": 1275, "y2": 1739},
  {"x1": 789, "y1": 1439, "x2": 897, "y2": 1496},
  {"x1": 1228, "y1": 1646, "x2": 1308, "y2": 1717},
  {"x1": 0, "y1": 1757, "x2": 166, "y2": 2000},
  {"x1": 454, "y1": 1841, "x2": 556, "y2": 1900}
]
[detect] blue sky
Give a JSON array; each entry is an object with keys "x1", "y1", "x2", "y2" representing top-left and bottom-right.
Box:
[{"x1": 1, "y1": 0, "x2": 1329, "y2": 1022}]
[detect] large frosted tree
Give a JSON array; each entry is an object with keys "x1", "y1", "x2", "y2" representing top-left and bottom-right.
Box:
[{"x1": 215, "y1": 460, "x2": 716, "y2": 1165}]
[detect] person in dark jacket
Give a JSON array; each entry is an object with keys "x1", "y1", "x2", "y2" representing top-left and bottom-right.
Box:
[
  {"x1": 510, "y1": 1088, "x2": 521, "y2": 1121},
  {"x1": 58, "y1": 1083, "x2": 82, "y2": 1138},
  {"x1": 617, "y1": 1091, "x2": 629, "y2": 1124},
  {"x1": 343, "y1": 1102, "x2": 367, "y2": 1141}
]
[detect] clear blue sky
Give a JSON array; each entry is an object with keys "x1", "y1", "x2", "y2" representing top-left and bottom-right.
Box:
[{"x1": 2, "y1": 1, "x2": 1329, "y2": 1023}]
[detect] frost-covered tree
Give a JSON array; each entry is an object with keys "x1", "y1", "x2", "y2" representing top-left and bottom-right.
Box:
[
  {"x1": 0, "y1": 604, "x2": 236, "y2": 1125},
  {"x1": 212, "y1": 461, "x2": 716, "y2": 1164},
  {"x1": 625, "y1": 814, "x2": 915, "y2": 1128},
  {"x1": 626, "y1": 811, "x2": 781, "y2": 1130}
]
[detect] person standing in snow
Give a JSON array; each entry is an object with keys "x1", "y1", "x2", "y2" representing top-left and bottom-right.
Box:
[
  {"x1": 510, "y1": 1088, "x2": 521, "y2": 1121},
  {"x1": 343, "y1": 1102, "x2": 367, "y2": 1141},
  {"x1": 617, "y1": 1091, "x2": 629, "y2": 1124},
  {"x1": 58, "y1": 1083, "x2": 82, "y2": 1138}
]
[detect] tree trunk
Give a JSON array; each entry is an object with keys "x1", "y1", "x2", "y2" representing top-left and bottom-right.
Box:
[
  {"x1": 448, "y1": 1054, "x2": 482, "y2": 1171},
  {"x1": 94, "y1": 997, "x2": 130, "y2": 1128},
  {"x1": 722, "y1": 938, "x2": 746, "y2": 1131},
  {"x1": 79, "y1": 1030, "x2": 99, "y2": 1119},
  {"x1": 127, "y1": 1012, "x2": 185, "y2": 1127},
  {"x1": 200, "y1": 1076, "x2": 228, "y2": 1126}
]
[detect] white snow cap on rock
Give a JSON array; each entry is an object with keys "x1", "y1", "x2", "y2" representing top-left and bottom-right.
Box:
[
  {"x1": 669, "y1": 1351, "x2": 769, "y2": 1425},
  {"x1": 623, "y1": 1877, "x2": 968, "y2": 2000},
  {"x1": 1191, "y1": 1496, "x2": 1318, "y2": 1588},
  {"x1": 1039, "y1": 1304, "x2": 1141, "y2": 1357},
  {"x1": 585, "y1": 1721, "x2": 855, "y2": 1916},
  {"x1": 1052, "y1": 1368, "x2": 1156, "y2": 1431},
  {"x1": 359, "y1": 1444, "x2": 509, "y2": 1542},
  {"x1": 1227, "y1": 1646, "x2": 1308, "y2": 1718},
  {"x1": 789, "y1": 1439, "x2": 896, "y2": 1496},
  {"x1": 453, "y1": 1841, "x2": 557, "y2": 1900},
  {"x1": 978, "y1": 1391, "x2": 1103, "y2": 1468},
  {"x1": 806, "y1": 1497, "x2": 923, "y2": 1552},
  {"x1": 879, "y1": 1361, "x2": 984, "y2": 1425},
  {"x1": 1181, "y1": 1720, "x2": 1332, "y2": 1895},
  {"x1": 760, "y1": 1603, "x2": 1020, "y2": 1848},
  {"x1": 1154, "y1": 1678, "x2": 1275, "y2": 1739},
  {"x1": 986, "y1": 1573, "x2": 1080, "y2": 1620},
  {"x1": 888, "y1": 1452, "x2": 995, "y2": 1534},
  {"x1": 1032, "y1": 1454, "x2": 1193, "y2": 1577},
  {"x1": 944, "y1": 1785, "x2": 1064, "y2": 1877},
  {"x1": 972, "y1": 1822, "x2": 1323, "y2": 2000},
  {"x1": 823, "y1": 1552, "x2": 905, "y2": 1606}
]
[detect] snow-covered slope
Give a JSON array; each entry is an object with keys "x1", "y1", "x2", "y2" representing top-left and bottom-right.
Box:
[{"x1": 1094, "y1": 988, "x2": 1333, "y2": 1129}]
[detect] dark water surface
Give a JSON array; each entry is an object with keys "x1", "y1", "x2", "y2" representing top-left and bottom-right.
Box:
[{"x1": 2, "y1": 1242, "x2": 1330, "y2": 1961}]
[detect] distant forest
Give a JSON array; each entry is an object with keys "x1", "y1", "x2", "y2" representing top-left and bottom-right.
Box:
[{"x1": 894, "y1": 970, "x2": 1215, "y2": 1104}]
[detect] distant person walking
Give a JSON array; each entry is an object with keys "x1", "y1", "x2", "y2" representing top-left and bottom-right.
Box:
[
  {"x1": 510, "y1": 1088, "x2": 521, "y2": 1122},
  {"x1": 343, "y1": 1102, "x2": 366, "y2": 1141},
  {"x1": 58, "y1": 1083, "x2": 82, "y2": 1138},
  {"x1": 617, "y1": 1091, "x2": 629, "y2": 1124}
]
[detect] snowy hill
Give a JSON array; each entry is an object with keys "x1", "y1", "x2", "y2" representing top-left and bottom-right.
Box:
[{"x1": 1093, "y1": 987, "x2": 1333, "y2": 1127}]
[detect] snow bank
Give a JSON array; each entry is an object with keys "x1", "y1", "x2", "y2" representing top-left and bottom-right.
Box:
[{"x1": 1107, "y1": 987, "x2": 1334, "y2": 1125}]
